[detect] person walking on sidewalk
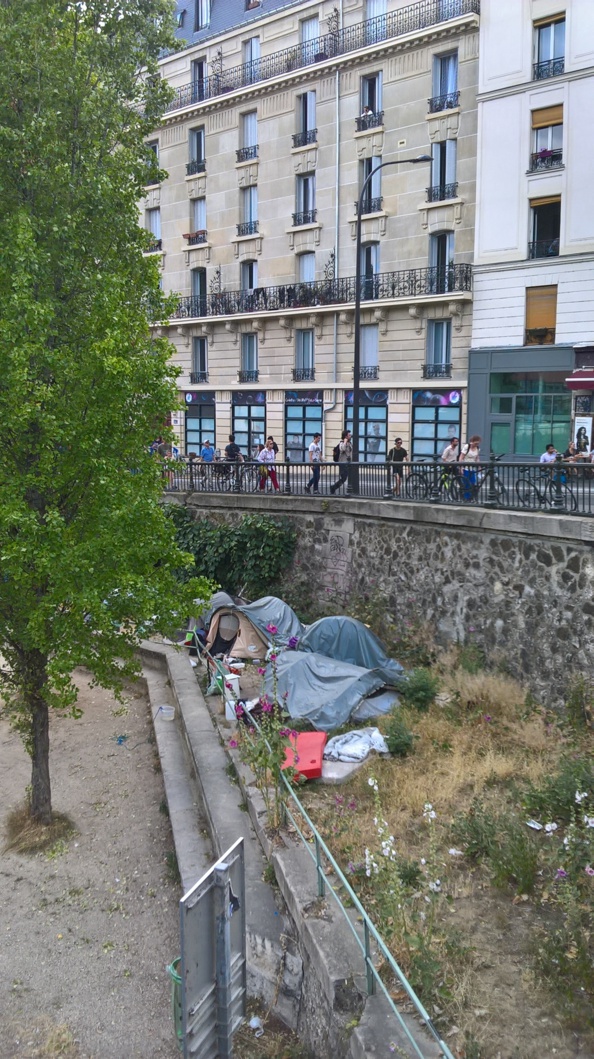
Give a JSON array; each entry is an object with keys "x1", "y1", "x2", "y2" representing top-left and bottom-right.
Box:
[
  {"x1": 305, "y1": 432, "x2": 323, "y2": 494},
  {"x1": 330, "y1": 430, "x2": 352, "y2": 494},
  {"x1": 386, "y1": 437, "x2": 408, "y2": 496},
  {"x1": 459, "y1": 434, "x2": 481, "y2": 500},
  {"x1": 257, "y1": 437, "x2": 280, "y2": 492}
]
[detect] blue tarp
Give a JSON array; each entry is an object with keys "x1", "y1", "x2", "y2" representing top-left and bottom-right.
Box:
[
  {"x1": 238, "y1": 596, "x2": 304, "y2": 645},
  {"x1": 263, "y1": 651, "x2": 390, "y2": 732},
  {"x1": 299, "y1": 616, "x2": 405, "y2": 686}
]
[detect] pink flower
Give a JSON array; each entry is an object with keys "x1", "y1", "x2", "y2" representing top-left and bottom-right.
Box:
[
  {"x1": 269, "y1": 653, "x2": 277, "y2": 661},
  {"x1": 235, "y1": 704, "x2": 244, "y2": 717},
  {"x1": 585, "y1": 865, "x2": 594, "y2": 877},
  {"x1": 261, "y1": 701, "x2": 273, "y2": 713},
  {"x1": 228, "y1": 738, "x2": 238, "y2": 748},
  {"x1": 257, "y1": 667, "x2": 266, "y2": 675},
  {"x1": 266, "y1": 623, "x2": 278, "y2": 635},
  {"x1": 279, "y1": 727, "x2": 290, "y2": 737},
  {"x1": 347, "y1": 799, "x2": 357, "y2": 810},
  {"x1": 483, "y1": 714, "x2": 492, "y2": 723},
  {"x1": 225, "y1": 682, "x2": 234, "y2": 690},
  {"x1": 290, "y1": 730, "x2": 298, "y2": 740},
  {"x1": 555, "y1": 868, "x2": 568, "y2": 879}
]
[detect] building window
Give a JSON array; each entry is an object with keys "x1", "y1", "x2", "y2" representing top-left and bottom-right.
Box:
[
  {"x1": 191, "y1": 267, "x2": 206, "y2": 314},
  {"x1": 530, "y1": 105, "x2": 563, "y2": 170},
  {"x1": 360, "y1": 73, "x2": 382, "y2": 116},
  {"x1": 238, "y1": 111, "x2": 258, "y2": 162},
  {"x1": 489, "y1": 372, "x2": 570, "y2": 455},
  {"x1": 187, "y1": 126, "x2": 205, "y2": 175},
  {"x1": 145, "y1": 207, "x2": 161, "y2": 250},
  {"x1": 429, "y1": 52, "x2": 458, "y2": 112},
  {"x1": 233, "y1": 393, "x2": 266, "y2": 456},
  {"x1": 298, "y1": 252, "x2": 315, "y2": 283},
  {"x1": 300, "y1": 14, "x2": 320, "y2": 58},
  {"x1": 428, "y1": 140, "x2": 457, "y2": 201},
  {"x1": 145, "y1": 140, "x2": 159, "y2": 185},
  {"x1": 294, "y1": 174, "x2": 316, "y2": 226},
  {"x1": 191, "y1": 58, "x2": 206, "y2": 103},
  {"x1": 243, "y1": 36, "x2": 261, "y2": 84},
  {"x1": 285, "y1": 394, "x2": 323, "y2": 462},
  {"x1": 240, "y1": 333, "x2": 258, "y2": 376},
  {"x1": 238, "y1": 186, "x2": 258, "y2": 236},
  {"x1": 429, "y1": 231, "x2": 455, "y2": 293},
  {"x1": 294, "y1": 91, "x2": 316, "y2": 148},
  {"x1": 425, "y1": 320, "x2": 452, "y2": 377},
  {"x1": 240, "y1": 260, "x2": 258, "y2": 291},
  {"x1": 361, "y1": 243, "x2": 380, "y2": 299},
  {"x1": 345, "y1": 391, "x2": 388, "y2": 462},
  {"x1": 185, "y1": 395, "x2": 216, "y2": 454},
  {"x1": 294, "y1": 329, "x2": 314, "y2": 380},
  {"x1": 534, "y1": 16, "x2": 565, "y2": 80},
  {"x1": 360, "y1": 324, "x2": 379, "y2": 380},
  {"x1": 191, "y1": 337, "x2": 208, "y2": 383},
  {"x1": 191, "y1": 198, "x2": 206, "y2": 239},
  {"x1": 525, "y1": 286, "x2": 557, "y2": 345},
  {"x1": 411, "y1": 389, "x2": 461, "y2": 459},
  {"x1": 529, "y1": 197, "x2": 560, "y2": 258},
  {"x1": 358, "y1": 156, "x2": 382, "y2": 215},
  {"x1": 195, "y1": 0, "x2": 210, "y2": 31}
]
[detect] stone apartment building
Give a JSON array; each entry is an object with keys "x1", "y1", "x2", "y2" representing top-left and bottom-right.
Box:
[{"x1": 143, "y1": 0, "x2": 480, "y2": 461}]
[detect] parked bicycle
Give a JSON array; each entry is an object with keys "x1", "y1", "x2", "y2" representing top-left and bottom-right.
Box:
[
  {"x1": 458, "y1": 454, "x2": 508, "y2": 504},
  {"x1": 198, "y1": 458, "x2": 261, "y2": 492},
  {"x1": 515, "y1": 465, "x2": 578, "y2": 512},
  {"x1": 404, "y1": 460, "x2": 462, "y2": 502}
]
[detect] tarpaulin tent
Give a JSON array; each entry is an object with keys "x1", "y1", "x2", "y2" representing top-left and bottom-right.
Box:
[
  {"x1": 299, "y1": 616, "x2": 405, "y2": 686},
  {"x1": 205, "y1": 607, "x2": 269, "y2": 660},
  {"x1": 239, "y1": 596, "x2": 304, "y2": 644},
  {"x1": 263, "y1": 651, "x2": 395, "y2": 731}
]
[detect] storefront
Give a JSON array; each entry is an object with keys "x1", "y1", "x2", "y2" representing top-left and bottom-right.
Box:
[
  {"x1": 344, "y1": 390, "x2": 388, "y2": 462},
  {"x1": 232, "y1": 390, "x2": 266, "y2": 458},
  {"x1": 184, "y1": 391, "x2": 216, "y2": 454},
  {"x1": 410, "y1": 388, "x2": 462, "y2": 459},
  {"x1": 284, "y1": 390, "x2": 323, "y2": 462}
]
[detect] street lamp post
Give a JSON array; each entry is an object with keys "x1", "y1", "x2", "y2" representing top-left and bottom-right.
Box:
[{"x1": 350, "y1": 154, "x2": 432, "y2": 495}]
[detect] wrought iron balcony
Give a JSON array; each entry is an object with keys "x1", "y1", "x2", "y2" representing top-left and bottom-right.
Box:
[
  {"x1": 183, "y1": 230, "x2": 207, "y2": 245},
  {"x1": 355, "y1": 110, "x2": 384, "y2": 132},
  {"x1": 355, "y1": 196, "x2": 384, "y2": 216},
  {"x1": 528, "y1": 239, "x2": 559, "y2": 259},
  {"x1": 292, "y1": 367, "x2": 315, "y2": 381},
  {"x1": 170, "y1": 264, "x2": 472, "y2": 320},
  {"x1": 166, "y1": 1, "x2": 481, "y2": 113},
  {"x1": 238, "y1": 369, "x2": 259, "y2": 383},
  {"x1": 533, "y1": 57, "x2": 564, "y2": 80},
  {"x1": 428, "y1": 90, "x2": 460, "y2": 113},
  {"x1": 423, "y1": 364, "x2": 452, "y2": 379},
  {"x1": 237, "y1": 220, "x2": 259, "y2": 236},
  {"x1": 292, "y1": 129, "x2": 317, "y2": 148},
  {"x1": 186, "y1": 159, "x2": 206, "y2": 176},
  {"x1": 359, "y1": 366, "x2": 379, "y2": 380},
  {"x1": 145, "y1": 239, "x2": 162, "y2": 253},
  {"x1": 236, "y1": 145, "x2": 258, "y2": 163},
  {"x1": 292, "y1": 209, "x2": 317, "y2": 227},
  {"x1": 529, "y1": 149, "x2": 563, "y2": 172},
  {"x1": 190, "y1": 371, "x2": 209, "y2": 383},
  {"x1": 525, "y1": 327, "x2": 555, "y2": 346},
  {"x1": 426, "y1": 182, "x2": 458, "y2": 202}
]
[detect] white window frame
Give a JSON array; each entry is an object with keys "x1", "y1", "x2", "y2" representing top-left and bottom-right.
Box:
[
  {"x1": 195, "y1": 0, "x2": 210, "y2": 31},
  {"x1": 295, "y1": 329, "x2": 314, "y2": 371},
  {"x1": 240, "y1": 260, "x2": 258, "y2": 291},
  {"x1": 296, "y1": 173, "x2": 315, "y2": 214},
  {"x1": 426, "y1": 320, "x2": 451, "y2": 368},
  {"x1": 360, "y1": 324, "x2": 379, "y2": 368},
  {"x1": 241, "y1": 333, "x2": 258, "y2": 372},
  {"x1": 241, "y1": 185, "x2": 258, "y2": 223},
  {"x1": 145, "y1": 207, "x2": 161, "y2": 240}
]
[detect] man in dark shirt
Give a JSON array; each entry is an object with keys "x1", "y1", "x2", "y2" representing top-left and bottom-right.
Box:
[
  {"x1": 386, "y1": 437, "x2": 408, "y2": 496},
  {"x1": 224, "y1": 434, "x2": 243, "y2": 462}
]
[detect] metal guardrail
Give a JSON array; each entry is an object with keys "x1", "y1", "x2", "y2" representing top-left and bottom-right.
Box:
[{"x1": 163, "y1": 458, "x2": 594, "y2": 517}]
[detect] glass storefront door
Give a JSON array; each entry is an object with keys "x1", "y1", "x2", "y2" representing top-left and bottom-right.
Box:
[
  {"x1": 232, "y1": 391, "x2": 266, "y2": 459},
  {"x1": 285, "y1": 391, "x2": 323, "y2": 462}
]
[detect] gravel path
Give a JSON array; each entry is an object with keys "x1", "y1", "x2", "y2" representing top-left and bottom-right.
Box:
[{"x1": 0, "y1": 671, "x2": 182, "y2": 1059}]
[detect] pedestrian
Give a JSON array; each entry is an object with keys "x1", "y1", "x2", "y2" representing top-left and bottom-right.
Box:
[
  {"x1": 224, "y1": 434, "x2": 243, "y2": 463},
  {"x1": 305, "y1": 432, "x2": 323, "y2": 494},
  {"x1": 386, "y1": 437, "x2": 407, "y2": 496},
  {"x1": 539, "y1": 443, "x2": 557, "y2": 464},
  {"x1": 459, "y1": 435, "x2": 481, "y2": 500},
  {"x1": 441, "y1": 436, "x2": 460, "y2": 464},
  {"x1": 329, "y1": 429, "x2": 352, "y2": 494},
  {"x1": 266, "y1": 435, "x2": 279, "y2": 456},
  {"x1": 200, "y1": 439, "x2": 214, "y2": 463},
  {"x1": 257, "y1": 437, "x2": 280, "y2": 492}
]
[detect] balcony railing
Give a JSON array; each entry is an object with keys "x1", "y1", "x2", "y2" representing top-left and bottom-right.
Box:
[
  {"x1": 166, "y1": 1, "x2": 481, "y2": 113},
  {"x1": 426, "y1": 182, "x2": 458, "y2": 202},
  {"x1": 170, "y1": 263, "x2": 473, "y2": 320},
  {"x1": 428, "y1": 90, "x2": 460, "y2": 113},
  {"x1": 525, "y1": 327, "x2": 556, "y2": 346},
  {"x1": 533, "y1": 57, "x2": 564, "y2": 80},
  {"x1": 292, "y1": 129, "x2": 317, "y2": 148},
  {"x1": 236, "y1": 145, "x2": 258, "y2": 162},
  {"x1": 360, "y1": 366, "x2": 379, "y2": 380},
  {"x1": 529, "y1": 149, "x2": 563, "y2": 172},
  {"x1": 355, "y1": 110, "x2": 384, "y2": 132},
  {"x1": 238, "y1": 369, "x2": 259, "y2": 383},
  {"x1": 292, "y1": 367, "x2": 315, "y2": 381},
  {"x1": 145, "y1": 239, "x2": 162, "y2": 253},
  {"x1": 190, "y1": 370, "x2": 209, "y2": 383},
  {"x1": 237, "y1": 220, "x2": 259, "y2": 236},
  {"x1": 292, "y1": 209, "x2": 317, "y2": 227},
  {"x1": 183, "y1": 230, "x2": 207, "y2": 245},
  {"x1": 186, "y1": 159, "x2": 206, "y2": 176},
  {"x1": 423, "y1": 363, "x2": 452, "y2": 378},
  {"x1": 528, "y1": 239, "x2": 559, "y2": 259},
  {"x1": 355, "y1": 196, "x2": 384, "y2": 216}
]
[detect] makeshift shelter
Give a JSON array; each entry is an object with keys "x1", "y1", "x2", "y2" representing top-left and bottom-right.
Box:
[
  {"x1": 299, "y1": 616, "x2": 405, "y2": 686},
  {"x1": 205, "y1": 606, "x2": 269, "y2": 660},
  {"x1": 239, "y1": 596, "x2": 304, "y2": 644},
  {"x1": 263, "y1": 651, "x2": 397, "y2": 731}
]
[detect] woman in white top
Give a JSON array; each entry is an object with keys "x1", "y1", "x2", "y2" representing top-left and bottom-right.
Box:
[
  {"x1": 459, "y1": 435, "x2": 481, "y2": 499},
  {"x1": 257, "y1": 437, "x2": 280, "y2": 492}
]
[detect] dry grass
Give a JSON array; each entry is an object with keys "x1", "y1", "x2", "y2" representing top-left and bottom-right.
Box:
[
  {"x1": 4, "y1": 1019, "x2": 79, "y2": 1058},
  {"x1": 233, "y1": 1002, "x2": 308, "y2": 1059},
  {"x1": 3, "y1": 803, "x2": 76, "y2": 855}
]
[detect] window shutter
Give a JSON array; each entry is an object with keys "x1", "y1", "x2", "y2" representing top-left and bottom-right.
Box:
[
  {"x1": 526, "y1": 286, "x2": 557, "y2": 330},
  {"x1": 531, "y1": 104, "x2": 563, "y2": 128}
]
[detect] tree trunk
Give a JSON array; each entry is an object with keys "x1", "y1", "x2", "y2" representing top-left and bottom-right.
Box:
[{"x1": 28, "y1": 656, "x2": 52, "y2": 824}]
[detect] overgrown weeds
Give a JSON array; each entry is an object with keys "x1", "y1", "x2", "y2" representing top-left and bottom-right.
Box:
[{"x1": 4, "y1": 803, "x2": 76, "y2": 855}]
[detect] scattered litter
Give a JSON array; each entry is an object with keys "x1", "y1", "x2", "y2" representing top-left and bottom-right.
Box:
[
  {"x1": 114, "y1": 735, "x2": 128, "y2": 745},
  {"x1": 248, "y1": 1017, "x2": 264, "y2": 1038},
  {"x1": 446, "y1": 1026, "x2": 460, "y2": 1037},
  {"x1": 448, "y1": 848, "x2": 464, "y2": 857},
  {"x1": 189, "y1": 659, "x2": 197, "y2": 667},
  {"x1": 526, "y1": 820, "x2": 543, "y2": 830},
  {"x1": 323, "y1": 728, "x2": 388, "y2": 763}
]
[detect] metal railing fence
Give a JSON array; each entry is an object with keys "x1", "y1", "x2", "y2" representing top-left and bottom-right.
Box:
[{"x1": 163, "y1": 458, "x2": 594, "y2": 517}]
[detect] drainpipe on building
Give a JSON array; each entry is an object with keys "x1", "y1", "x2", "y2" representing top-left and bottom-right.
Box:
[{"x1": 324, "y1": 1, "x2": 343, "y2": 443}]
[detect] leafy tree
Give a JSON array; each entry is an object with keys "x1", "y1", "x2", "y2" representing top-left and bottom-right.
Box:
[{"x1": 0, "y1": 0, "x2": 212, "y2": 824}]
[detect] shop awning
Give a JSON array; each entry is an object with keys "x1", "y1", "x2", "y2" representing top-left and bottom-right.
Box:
[{"x1": 565, "y1": 369, "x2": 594, "y2": 390}]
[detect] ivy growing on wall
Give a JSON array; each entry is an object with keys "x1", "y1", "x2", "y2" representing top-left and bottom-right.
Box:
[{"x1": 167, "y1": 507, "x2": 298, "y2": 600}]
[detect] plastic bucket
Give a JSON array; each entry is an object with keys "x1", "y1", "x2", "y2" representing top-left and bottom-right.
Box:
[
  {"x1": 225, "y1": 675, "x2": 240, "y2": 699},
  {"x1": 166, "y1": 957, "x2": 183, "y2": 1051},
  {"x1": 158, "y1": 704, "x2": 175, "y2": 720}
]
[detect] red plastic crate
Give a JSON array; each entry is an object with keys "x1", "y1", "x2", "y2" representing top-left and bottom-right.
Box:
[{"x1": 282, "y1": 731, "x2": 327, "y2": 781}]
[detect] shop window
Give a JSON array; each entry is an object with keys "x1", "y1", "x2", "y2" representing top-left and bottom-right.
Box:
[
  {"x1": 345, "y1": 391, "x2": 388, "y2": 462},
  {"x1": 185, "y1": 395, "x2": 215, "y2": 454},
  {"x1": 411, "y1": 389, "x2": 462, "y2": 458},
  {"x1": 285, "y1": 395, "x2": 323, "y2": 462},
  {"x1": 232, "y1": 393, "x2": 266, "y2": 458}
]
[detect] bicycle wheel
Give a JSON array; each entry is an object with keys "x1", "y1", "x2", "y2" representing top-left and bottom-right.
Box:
[
  {"x1": 405, "y1": 472, "x2": 429, "y2": 500},
  {"x1": 544, "y1": 480, "x2": 578, "y2": 512},
  {"x1": 442, "y1": 475, "x2": 462, "y2": 502},
  {"x1": 515, "y1": 477, "x2": 540, "y2": 508},
  {"x1": 242, "y1": 466, "x2": 261, "y2": 492}
]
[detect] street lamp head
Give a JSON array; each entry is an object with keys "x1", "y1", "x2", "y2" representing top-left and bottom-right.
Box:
[{"x1": 412, "y1": 154, "x2": 432, "y2": 162}]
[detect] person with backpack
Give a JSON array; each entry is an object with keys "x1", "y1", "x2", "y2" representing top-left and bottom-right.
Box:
[{"x1": 329, "y1": 429, "x2": 352, "y2": 494}]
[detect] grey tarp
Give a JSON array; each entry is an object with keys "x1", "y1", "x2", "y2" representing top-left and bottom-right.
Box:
[
  {"x1": 238, "y1": 596, "x2": 304, "y2": 645},
  {"x1": 263, "y1": 651, "x2": 387, "y2": 731},
  {"x1": 299, "y1": 615, "x2": 405, "y2": 686}
]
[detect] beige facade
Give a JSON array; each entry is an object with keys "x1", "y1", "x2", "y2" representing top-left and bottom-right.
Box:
[{"x1": 145, "y1": 0, "x2": 479, "y2": 461}]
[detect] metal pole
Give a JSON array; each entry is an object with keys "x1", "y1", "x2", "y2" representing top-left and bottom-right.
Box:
[
  {"x1": 552, "y1": 452, "x2": 566, "y2": 510},
  {"x1": 214, "y1": 861, "x2": 234, "y2": 1059},
  {"x1": 284, "y1": 455, "x2": 292, "y2": 494},
  {"x1": 485, "y1": 452, "x2": 498, "y2": 507},
  {"x1": 352, "y1": 155, "x2": 431, "y2": 499}
]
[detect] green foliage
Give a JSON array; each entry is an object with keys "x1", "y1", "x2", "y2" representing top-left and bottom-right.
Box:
[
  {"x1": 489, "y1": 814, "x2": 539, "y2": 895},
  {"x1": 168, "y1": 507, "x2": 298, "y2": 599},
  {"x1": 522, "y1": 755, "x2": 594, "y2": 823},
  {"x1": 400, "y1": 669, "x2": 439, "y2": 712},
  {"x1": 457, "y1": 642, "x2": 485, "y2": 674},
  {"x1": 451, "y1": 799, "x2": 498, "y2": 861},
  {"x1": 0, "y1": 1, "x2": 212, "y2": 822},
  {"x1": 385, "y1": 710, "x2": 415, "y2": 758},
  {"x1": 565, "y1": 675, "x2": 594, "y2": 731}
]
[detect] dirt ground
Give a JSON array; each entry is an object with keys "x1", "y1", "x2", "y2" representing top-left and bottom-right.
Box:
[{"x1": 0, "y1": 671, "x2": 181, "y2": 1059}]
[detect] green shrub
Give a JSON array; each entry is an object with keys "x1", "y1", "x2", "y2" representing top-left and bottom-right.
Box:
[
  {"x1": 385, "y1": 710, "x2": 414, "y2": 757},
  {"x1": 451, "y1": 799, "x2": 498, "y2": 861},
  {"x1": 490, "y1": 814, "x2": 539, "y2": 895},
  {"x1": 397, "y1": 858, "x2": 423, "y2": 888},
  {"x1": 458, "y1": 642, "x2": 485, "y2": 674},
  {"x1": 522, "y1": 754, "x2": 594, "y2": 823},
  {"x1": 400, "y1": 668, "x2": 439, "y2": 712}
]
